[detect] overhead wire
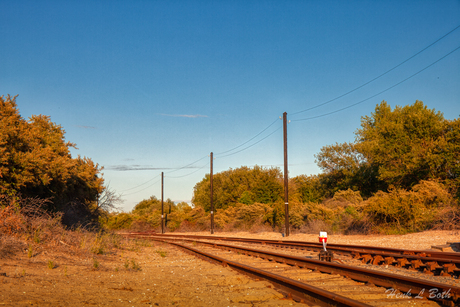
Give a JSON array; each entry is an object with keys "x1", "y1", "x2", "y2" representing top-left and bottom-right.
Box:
[
  {"x1": 216, "y1": 126, "x2": 282, "y2": 158},
  {"x1": 291, "y1": 24, "x2": 460, "y2": 116},
  {"x1": 164, "y1": 155, "x2": 209, "y2": 174},
  {"x1": 119, "y1": 173, "x2": 161, "y2": 192},
  {"x1": 165, "y1": 117, "x2": 282, "y2": 177},
  {"x1": 118, "y1": 25, "x2": 460, "y2": 199},
  {"x1": 115, "y1": 118, "x2": 281, "y2": 192},
  {"x1": 121, "y1": 177, "x2": 162, "y2": 196},
  {"x1": 116, "y1": 155, "x2": 208, "y2": 196},
  {"x1": 215, "y1": 118, "x2": 280, "y2": 156},
  {"x1": 292, "y1": 44, "x2": 460, "y2": 122},
  {"x1": 166, "y1": 161, "x2": 210, "y2": 178}
]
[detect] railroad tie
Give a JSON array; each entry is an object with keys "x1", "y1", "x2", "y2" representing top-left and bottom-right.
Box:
[
  {"x1": 372, "y1": 255, "x2": 384, "y2": 265},
  {"x1": 409, "y1": 259, "x2": 423, "y2": 271},
  {"x1": 441, "y1": 263, "x2": 457, "y2": 276},
  {"x1": 396, "y1": 257, "x2": 409, "y2": 268},
  {"x1": 423, "y1": 261, "x2": 439, "y2": 274},
  {"x1": 361, "y1": 254, "x2": 373, "y2": 263},
  {"x1": 384, "y1": 256, "x2": 396, "y2": 265}
]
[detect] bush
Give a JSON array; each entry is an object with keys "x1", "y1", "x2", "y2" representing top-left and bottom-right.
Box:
[
  {"x1": 0, "y1": 195, "x2": 125, "y2": 259},
  {"x1": 130, "y1": 219, "x2": 155, "y2": 232},
  {"x1": 363, "y1": 180, "x2": 455, "y2": 233},
  {"x1": 0, "y1": 203, "x2": 24, "y2": 235},
  {"x1": 323, "y1": 189, "x2": 363, "y2": 208},
  {"x1": 298, "y1": 220, "x2": 332, "y2": 234},
  {"x1": 165, "y1": 211, "x2": 185, "y2": 231},
  {"x1": 105, "y1": 213, "x2": 134, "y2": 230}
]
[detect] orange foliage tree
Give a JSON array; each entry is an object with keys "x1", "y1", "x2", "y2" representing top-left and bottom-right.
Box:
[{"x1": 0, "y1": 95, "x2": 105, "y2": 225}]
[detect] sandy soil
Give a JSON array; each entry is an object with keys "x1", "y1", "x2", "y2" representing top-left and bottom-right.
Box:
[{"x1": 0, "y1": 230, "x2": 458, "y2": 306}]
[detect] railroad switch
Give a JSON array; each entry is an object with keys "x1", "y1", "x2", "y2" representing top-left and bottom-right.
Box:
[{"x1": 318, "y1": 232, "x2": 333, "y2": 262}]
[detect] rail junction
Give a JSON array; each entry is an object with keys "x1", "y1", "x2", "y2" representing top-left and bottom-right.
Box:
[{"x1": 122, "y1": 232, "x2": 460, "y2": 306}]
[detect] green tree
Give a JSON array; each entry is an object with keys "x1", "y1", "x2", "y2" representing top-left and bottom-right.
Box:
[
  {"x1": 192, "y1": 166, "x2": 283, "y2": 211},
  {"x1": 314, "y1": 142, "x2": 382, "y2": 198},
  {"x1": 290, "y1": 175, "x2": 324, "y2": 203},
  {"x1": 444, "y1": 118, "x2": 460, "y2": 197},
  {"x1": 355, "y1": 100, "x2": 457, "y2": 190},
  {"x1": 132, "y1": 196, "x2": 162, "y2": 215}
]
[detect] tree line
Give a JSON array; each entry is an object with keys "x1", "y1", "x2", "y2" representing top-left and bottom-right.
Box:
[
  {"x1": 2, "y1": 95, "x2": 458, "y2": 233},
  {"x1": 108, "y1": 100, "x2": 459, "y2": 234}
]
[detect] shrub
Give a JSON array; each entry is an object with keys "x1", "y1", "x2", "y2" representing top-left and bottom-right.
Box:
[
  {"x1": 298, "y1": 219, "x2": 332, "y2": 234},
  {"x1": 130, "y1": 219, "x2": 155, "y2": 232},
  {"x1": 0, "y1": 203, "x2": 24, "y2": 235},
  {"x1": 233, "y1": 203, "x2": 273, "y2": 229},
  {"x1": 363, "y1": 180, "x2": 455, "y2": 233},
  {"x1": 105, "y1": 213, "x2": 133, "y2": 230},
  {"x1": 323, "y1": 189, "x2": 363, "y2": 208}
]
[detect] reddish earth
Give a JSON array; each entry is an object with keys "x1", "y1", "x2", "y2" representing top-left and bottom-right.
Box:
[{"x1": 0, "y1": 230, "x2": 458, "y2": 306}]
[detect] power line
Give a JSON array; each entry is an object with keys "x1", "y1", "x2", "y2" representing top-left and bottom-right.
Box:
[
  {"x1": 216, "y1": 126, "x2": 282, "y2": 158},
  {"x1": 215, "y1": 118, "x2": 280, "y2": 156},
  {"x1": 166, "y1": 161, "x2": 210, "y2": 179},
  {"x1": 292, "y1": 44, "x2": 460, "y2": 122},
  {"x1": 121, "y1": 178, "x2": 162, "y2": 196},
  {"x1": 164, "y1": 155, "x2": 209, "y2": 174},
  {"x1": 118, "y1": 155, "x2": 208, "y2": 191},
  {"x1": 117, "y1": 155, "x2": 208, "y2": 196},
  {"x1": 119, "y1": 26, "x2": 460, "y2": 199},
  {"x1": 119, "y1": 173, "x2": 161, "y2": 192},
  {"x1": 165, "y1": 118, "x2": 281, "y2": 178},
  {"x1": 291, "y1": 24, "x2": 460, "y2": 116}
]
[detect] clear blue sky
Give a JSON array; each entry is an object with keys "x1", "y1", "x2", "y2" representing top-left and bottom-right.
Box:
[{"x1": 1, "y1": 1, "x2": 459, "y2": 211}]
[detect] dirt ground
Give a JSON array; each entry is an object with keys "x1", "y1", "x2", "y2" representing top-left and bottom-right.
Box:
[{"x1": 0, "y1": 230, "x2": 458, "y2": 306}]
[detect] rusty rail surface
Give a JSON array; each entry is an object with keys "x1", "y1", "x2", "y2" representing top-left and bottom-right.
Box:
[
  {"x1": 125, "y1": 232, "x2": 460, "y2": 306},
  {"x1": 127, "y1": 232, "x2": 460, "y2": 278}
]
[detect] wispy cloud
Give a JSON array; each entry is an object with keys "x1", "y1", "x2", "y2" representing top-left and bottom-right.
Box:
[
  {"x1": 106, "y1": 164, "x2": 203, "y2": 171},
  {"x1": 106, "y1": 165, "x2": 166, "y2": 171},
  {"x1": 159, "y1": 113, "x2": 208, "y2": 118},
  {"x1": 76, "y1": 125, "x2": 96, "y2": 129}
]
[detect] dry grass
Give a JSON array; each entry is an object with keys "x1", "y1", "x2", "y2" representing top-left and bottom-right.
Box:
[{"x1": 0, "y1": 196, "x2": 128, "y2": 260}]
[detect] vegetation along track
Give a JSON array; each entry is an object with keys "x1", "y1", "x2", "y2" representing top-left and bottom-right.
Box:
[
  {"x1": 124, "y1": 233, "x2": 459, "y2": 306},
  {"x1": 132, "y1": 233, "x2": 460, "y2": 278}
]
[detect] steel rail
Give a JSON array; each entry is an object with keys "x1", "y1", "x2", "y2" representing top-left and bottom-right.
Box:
[
  {"x1": 130, "y1": 233, "x2": 460, "y2": 306},
  {"x1": 161, "y1": 239, "x2": 372, "y2": 307},
  {"x1": 127, "y1": 232, "x2": 460, "y2": 276},
  {"x1": 130, "y1": 233, "x2": 459, "y2": 259}
]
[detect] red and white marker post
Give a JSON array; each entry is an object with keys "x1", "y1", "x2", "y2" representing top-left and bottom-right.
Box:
[{"x1": 318, "y1": 231, "x2": 333, "y2": 262}]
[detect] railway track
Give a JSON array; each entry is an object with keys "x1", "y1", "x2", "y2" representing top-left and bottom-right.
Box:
[
  {"x1": 123, "y1": 233, "x2": 460, "y2": 306},
  {"x1": 131, "y1": 233, "x2": 460, "y2": 278}
]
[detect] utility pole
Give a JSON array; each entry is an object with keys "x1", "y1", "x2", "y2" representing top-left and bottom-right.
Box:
[
  {"x1": 161, "y1": 171, "x2": 164, "y2": 234},
  {"x1": 283, "y1": 112, "x2": 290, "y2": 237},
  {"x1": 210, "y1": 152, "x2": 214, "y2": 234}
]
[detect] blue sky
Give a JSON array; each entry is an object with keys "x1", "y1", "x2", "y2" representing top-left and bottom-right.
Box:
[{"x1": 1, "y1": 1, "x2": 459, "y2": 211}]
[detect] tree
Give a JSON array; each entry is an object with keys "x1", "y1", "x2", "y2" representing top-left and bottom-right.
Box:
[
  {"x1": 192, "y1": 166, "x2": 283, "y2": 211},
  {"x1": 96, "y1": 185, "x2": 123, "y2": 212},
  {"x1": 355, "y1": 100, "x2": 455, "y2": 190},
  {"x1": 290, "y1": 175, "x2": 324, "y2": 203},
  {"x1": 131, "y1": 196, "x2": 161, "y2": 215},
  {"x1": 314, "y1": 142, "x2": 381, "y2": 197},
  {"x1": 0, "y1": 95, "x2": 105, "y2": 225}
]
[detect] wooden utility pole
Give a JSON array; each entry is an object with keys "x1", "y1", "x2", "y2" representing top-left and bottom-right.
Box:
[
  {"x1": 210, "y1": 152, "x2": 214, "y2": 234},
  {"x1": 283, "y1": 112, "x2": 290, "y2": 237},
  {"x1": 161, "y1": 171, "x2": 164, "y2": 234}
]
